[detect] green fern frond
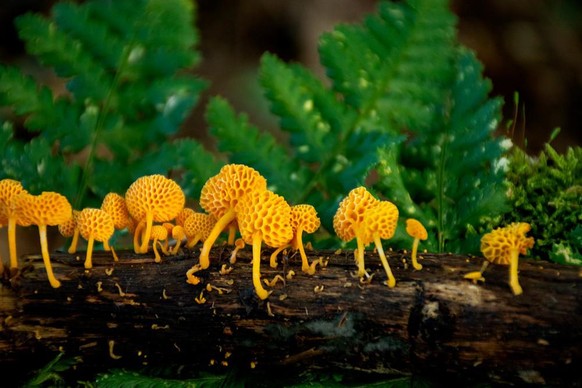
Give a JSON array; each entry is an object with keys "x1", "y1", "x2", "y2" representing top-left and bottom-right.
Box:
[{"x1": 0, "y1": 0, "x2": 206, "y2": 208}]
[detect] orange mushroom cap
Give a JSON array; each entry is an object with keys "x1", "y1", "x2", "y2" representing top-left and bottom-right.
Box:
[
  {"x1": 58, "y1": 210, "x2": 79, "y2": 238},
  {"x1": 481, "y1": 222, "x2": 535, "y2": 265},
  {"x1": 101, "y1": 192, "x2": 131, "y2": 230},
  {"x1": 405, "y1": 218, "x2": 428, "y2": 241},
  {"x1": 183, "y1": 212, "x2": 217, "y2": 247},
  {"x1": 12, "y1": 191, "x2": 72, "y2": 287},
  {"x1": 361, "y1": 201, "x2": 399, "y2": 244},
  {"x1": 175, "y1": 207, "x2": 196, "y2": 227},
  {"x1": 125, "y1": 175, "x2": 185, "y2": 253},
  {"x1": 290, "y1": 205, "x2": 320, "y2": 235},
  {"x1": 76, "y1": 208, "x2": 115, "y2": 269},
  {"x1": 333, "y1": 186, "x2": 379, "y2": 242},
  {"x1": 200, "y1": 164, "x2": 267, "y2": 219}
]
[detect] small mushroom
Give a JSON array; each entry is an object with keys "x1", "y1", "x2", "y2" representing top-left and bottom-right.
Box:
[
  {"x1": 12, "y1": 192, "x2": 72, "y2": 288},
  {"x1": 270, "y1": 204, "x2": 321, "y2": 274},
  {"x1": 169, "y1": 225, "x2": 187, "y2": 255},
  {"x1": 175, "y1": 207, "x2": 196, "y2": 227},
  {"x1": 101, "y1": 192, "x2": 131, "y2": 231},
  {"x1": 183, "y1": 212, "x2": 217, "y2": 248},
  {"x1": 360, "y1": 200, "x2": 399, "y2": 287},
  {"x1": 235, "y1": 189, "x2": 293, "y2": 300},
  {"x1": 76, "y1": 208, "x2": 115, "y2": 269},
  {"x1": 228, "y1": 238, "x2": 245, "y2": 264},
  {"x1": 197, "y1": 164, "x2": 267, "y2": 269},
  {"x1": 405, "y1": 218, "x2": 428, "y2": 270},
  {"x1": 150, "y1": 225, "x2": 168, "y2": 263},
  {"x1": 124, "y1": 175, "x2": 185, "y2": 254},
  {"x1": 333, "y1": 187, "x2": 379, "y2": 278},
  {"x1": 0, "y1": 179, "x2": 29, "y2": 269},
  {"x1": 58, "y1": 210, "x2": 81, "y2": 254},
  {"x1": 464, "y1": 222, "x2": 535, "y2": 295}
]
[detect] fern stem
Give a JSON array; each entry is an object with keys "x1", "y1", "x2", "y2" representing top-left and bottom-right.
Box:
[{"x1": 74, "y1": 46, "x2": 131, "y2": 209}]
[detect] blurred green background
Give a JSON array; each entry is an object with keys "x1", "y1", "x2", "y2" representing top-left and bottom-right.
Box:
[{"x1": 1, "y1": 0, "x2": 580, "y2": 156}]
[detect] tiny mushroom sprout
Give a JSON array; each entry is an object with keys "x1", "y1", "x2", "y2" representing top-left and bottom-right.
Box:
[
  {"x1": 150, "y1": 225, "x2": 169, "y2": 263},
  {"x1": 12, "y1": 191, "x2": 72, "y2": 288},
  {"x1": 360, "y1": 200, "x2": 399, "y2": 287},
  {"x1": 333, "y1": 186, "x2": 380, "y2": 278},
  {"x1": 183, "y1": 212, "x2": 217, "y2": 249},
  {"x1": 405, "y1": 218, "x2": 428, "y2": 270},
  {"x1": 228, "y1": 238, "x2": 245, "y2": 264},
  {"x1": 0, "y1": 179, "x2": 28, "y2": 269},
  {"x1": 197, "y1": 164, "x2": 267, "y2": 270},
  {"x1": 464, "y1": 222, "x2": 535, "y2": 296},
  {"x1": 58, "y1": 210, "x2": 81, "y2": 254},
  {"x1": 124, "y1": 175, "x2": 185, "y2": 254},
  {"x1": 270, "y1": 204, "x2": 321, "y2": 275},
  {"x1": 169, "y1": 225, "x2": 187, "y2": 255},
  {"x1": 235, "y1": 189, "x2": 293, "y2": 300},
  {"x1": 76, "y1": 208, "x2": 115, "y2": 269},
  {"x1": 101, "y1": 192, "x2": 131, "y2": 232}
]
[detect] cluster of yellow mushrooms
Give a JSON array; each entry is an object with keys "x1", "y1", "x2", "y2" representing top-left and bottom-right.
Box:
[{"x1": 0, "y1": 164, "x2": 534, "y2": 297}]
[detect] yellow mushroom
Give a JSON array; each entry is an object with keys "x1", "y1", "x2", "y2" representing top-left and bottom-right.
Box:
[
  {"x1": 228, "y1": 238, "x2": 245, "y2": 264},
  {"x1": 0, "y1": 179, "x2": 29, "y2": 269},
  {"x1": 58, "y1": 210, "x2": 81, "y2": 254},
  {"x1": 196, "y1": 164, "x2": 267, "y2": 269},
  {"x1": 12, "y1": 192, "x2": 72, "y2": 288},
  {"x1": 169, "y1": 225, "x2": 187, "y2": 255},
  {"x1": 76, "y1": 208, "x2": 115, "y2": 269},
  {"x1": 150, "y1": 225, "x2": 168, "y2": 263},
  {"x1": 235, "y1": 189, "x2": 293, "y2": 300},
  {"x1": 359, "y1": 200, "x2": 399, "y2": 287},
  {"x1": 124, "y1": 175, "x2": 185, "y2": 254},
  {"x1": 333, "y1": 187, "x2": 379, "y2": 278},
  {"x1": 183, "y1": 212, "x2": 217, "y2": 248},
  {"x1": 175, "y1": 207, "x2": 196, "y2": 228},
  {"x1": 270, "y1": 204, "x2": 321, "y2": 275},
  {"x1": 405, "y1": 218, "x2": 428, "y2": 270},
  {"x1": 464, "y1": 222, "x2": 535, "y2": 295}
]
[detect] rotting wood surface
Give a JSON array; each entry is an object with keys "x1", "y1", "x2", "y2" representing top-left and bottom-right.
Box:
[{"x1": 0, "y1": 245, "x2": 581, "y2": 386}]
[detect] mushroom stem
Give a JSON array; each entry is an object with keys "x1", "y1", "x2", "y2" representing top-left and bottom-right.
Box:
[
  {"x1": 199, "y1": 208, "x2": 236, "y2": 269},
  {"x1": 410, "y1": 237, "x2": 423, "y2": 270},
  {"x1": 110, "y1": 245, "x2": 119, "y2": 262},
  {"x1": 296, "y1": 227, "x2": 314, "y2": 275},
  {"x1": 139, "y1": 211, "x2": 154, "y2": 254},
  {"x1": 186, "y1": 235, "x2": 201, "y2": 249},
  {"x1": 68, "y1": 229, "x2": 80, "y2": 254},
  {"x1": 8, "y1": 217, "x2": 18, "y2": 269},
  {"x1": 170, "y1": 240, "x2": 182, "y2": 255},
  {"x1": 252, "y1": 232, "x2": 271, "y2": 300},
  {"x1": 269, "y1": 245, "x2": 286, "y2": 268},
  {"x1": 84, "y1": 236, "x2": 95, "y2": 269},
  {"x1": 355, "y1": 237, "x2": 368, "y2": 278},
  {"x1": 153, "y1": 240, "x2": 162, "y2": 263},
  {"x1": 133, "y1": 219, "x2": 145, "y2": 254},
  {"x1": 374, "y1": 236, "x2": 396, "y2": 288},
  {"x1": 509, "y1": 248, "x2": 523, "y2": 296},
  {"x1": 227, "y1": 223, "x2": 236, "y2": 245},
  {"x1": 38, "y1": 225, "x2": 61, "y2": 288}
]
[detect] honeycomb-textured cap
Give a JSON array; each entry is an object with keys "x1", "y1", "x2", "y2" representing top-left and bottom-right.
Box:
[
  {"x1": 333, "y1": 187, "x2": 379, "y2": 242},
  {"x1": 175, "y1": 207, "x2": 196, "y2": 227},
  {"x1": 76, "y1": 208, "x2": 115, "y2": 242},
  {"x1": 183, "y1": 212, "x2": 217, "y2": 241},
  {"x1": 405, "y1": 218, "x2": 427, "y2": 240},
  {"x1": 0, "y1": 179, "x2": 28, "y2": 223},
  {"x1": 58, "y1": 210, "x2": 80, "y2": 238},
  {"x1": 101, "y1": 192, "x2": 131, "y2": 230},
  {"x1": 236, "y1": 189, "x2": 292, "y2": 248},
  {"x1": 360, "y1": 200, "x2": 399, "y2": 244},
  {"x1": 199, "y1": 164, "x2": 267, "y2": 219},
  {"x1": 13, "y1": 192, "x2": 72, "y2": 227},
  {"x1": 480, "y1": 222, "x2": 535, "y2": 265},
  {"x1": 151, "y1": 225, "x2": 168, "y2": 241},
  {"x1": 290, "y1": 204, "x2": 320, "y2": 234},
  {"x1": 125, "y1": 175, "x2": 185, "y2": 223}
]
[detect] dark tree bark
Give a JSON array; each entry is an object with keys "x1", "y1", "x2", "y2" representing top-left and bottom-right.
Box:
[{"x1": 0, "y1": 246, "x2": 581, "y2": 386}]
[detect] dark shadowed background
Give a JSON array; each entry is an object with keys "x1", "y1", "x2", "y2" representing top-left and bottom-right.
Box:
[{"x1": 1, "y1": 0, "x2": 580, "y2": 155}]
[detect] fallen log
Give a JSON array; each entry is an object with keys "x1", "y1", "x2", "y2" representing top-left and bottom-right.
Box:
[{"x1": 0, "y1": 246, "x2": 580, "y2": 386}]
